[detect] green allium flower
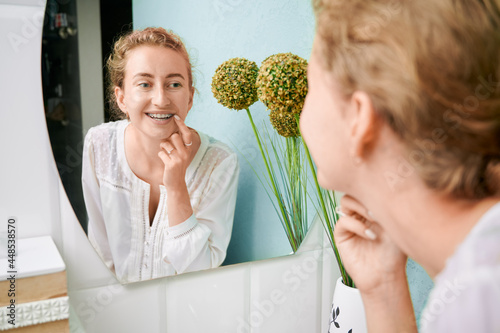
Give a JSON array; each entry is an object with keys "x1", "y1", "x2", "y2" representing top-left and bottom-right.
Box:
[
  {"x1": 211, "y1": 57, "x2": 259, "y2": 110},
  {"x1": 256, "y1": 53, "x2": 308, "y2": 114},
  {"x1": 269, "y1": 110, "x2": 300, "y2": 138}
]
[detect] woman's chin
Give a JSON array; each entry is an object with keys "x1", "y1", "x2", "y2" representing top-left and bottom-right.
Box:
[
  {"x1": 140, "y1": 122, "x2": 177, "y2": 141},
  {"x1": 317, "y1": 171, "x2": 336, "y2": 191}
]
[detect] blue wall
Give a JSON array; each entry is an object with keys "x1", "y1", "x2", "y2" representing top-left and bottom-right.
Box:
[{"x1": 133, "y1": 0, "x2": 316, "y2": 264}]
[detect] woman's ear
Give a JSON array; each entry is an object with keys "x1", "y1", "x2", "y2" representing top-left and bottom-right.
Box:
[
  {"x1": 348, "y1": 91, "x2": 380, "y2": 161},
  {"x1": 115, "y1": 86, "x2": 127, "y2": 116},
  {"x1": 187, "y1": 86, "x2": 195, "y2": 111}
]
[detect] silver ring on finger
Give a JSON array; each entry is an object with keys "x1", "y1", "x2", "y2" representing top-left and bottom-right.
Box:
[
  {"x1": 167, "y1": 148, "x2": 175, "y2": 155},
  {"x1": 184, "y1": 141, "x2": 193, "y2": 147}
]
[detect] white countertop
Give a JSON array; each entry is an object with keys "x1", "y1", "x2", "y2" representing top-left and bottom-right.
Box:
[{"x1": 0, "y1": 235, "x2": 65, "y2": 279}]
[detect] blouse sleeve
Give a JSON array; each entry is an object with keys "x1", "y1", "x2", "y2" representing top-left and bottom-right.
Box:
[
  {"x1": 161, "y1": 151, "x2": 239, "y2": 274},
  {"x1": 81, "y1": 129, "x2": 115, "y2": 273}
]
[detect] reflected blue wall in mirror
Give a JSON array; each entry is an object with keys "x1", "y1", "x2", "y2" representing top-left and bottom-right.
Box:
[{"x1": 133, "y1": 0, "x2": 316, "y2": 265}]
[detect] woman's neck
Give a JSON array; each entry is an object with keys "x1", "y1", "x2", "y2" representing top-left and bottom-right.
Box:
[{"x1": 355, "y1": 172, "x2": 499, "y2": 278}]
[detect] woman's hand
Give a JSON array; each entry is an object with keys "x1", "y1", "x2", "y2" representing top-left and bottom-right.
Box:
[
  {"x1": 335, "y1": 195, "x2": 407, "y2": 294},
  {"x1": 158, "y1": 115, "x2": 197, "y2": 226},
  {"x1": 336, "y1": 195, "x2": 417, "y2": 332},
  {"x1": 158, "y1": 115, "x2": 195, "y2": 189}
]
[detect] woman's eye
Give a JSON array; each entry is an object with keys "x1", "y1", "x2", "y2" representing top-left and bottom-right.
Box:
[
  {"x1": 169, "y1": 82, "x2": 182, "y2": 88},
  {"x1": 139, "y1": 83, "x2": 150, "y2": 88}
]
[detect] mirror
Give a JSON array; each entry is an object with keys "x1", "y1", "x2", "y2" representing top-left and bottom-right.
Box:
[{"x1": 43, "y1": 0, "x2": 316, "y2": 283}]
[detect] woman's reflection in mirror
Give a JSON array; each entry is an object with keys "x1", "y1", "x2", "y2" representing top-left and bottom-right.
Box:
[{"x1": 82, "y1": 27, "x2": 239, "y2": 283}]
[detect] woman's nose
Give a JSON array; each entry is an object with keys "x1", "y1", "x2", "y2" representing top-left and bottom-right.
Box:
[{"x1": 152, "y1": 87, "x2": 170, "y2": 107}]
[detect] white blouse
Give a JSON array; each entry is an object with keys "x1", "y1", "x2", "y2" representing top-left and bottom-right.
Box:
[
  {"x1": 82, "y1": 120, "x2": 239, "y2": 283},
  {"x1": 420, "y1": 202, "x2": 500, "y2": 332}
]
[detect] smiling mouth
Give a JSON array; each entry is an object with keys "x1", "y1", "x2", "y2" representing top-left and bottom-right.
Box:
[{"x1": 146, "y1": 113, "x2": 174, "y2": 120}]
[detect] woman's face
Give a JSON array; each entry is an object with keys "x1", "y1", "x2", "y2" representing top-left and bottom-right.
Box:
[
  {"x1": 116, "y1": 45, "x2": 194, "y2": 141},
  {"x1": 300, "y1": 40, "x2": 352, "y2": 191}
]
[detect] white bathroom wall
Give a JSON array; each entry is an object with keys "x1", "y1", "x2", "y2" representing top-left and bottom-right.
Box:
[{"x1": 0, "y1": 1, "x2": 62, "y2": 243}]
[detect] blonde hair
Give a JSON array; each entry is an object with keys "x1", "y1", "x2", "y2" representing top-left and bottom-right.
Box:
[
  {"x1": 106, "y1": 27, "x2": 194, "y2": 119},
  {"x1": 313, "y1": 0, "x2": 500, "y2": 199}
]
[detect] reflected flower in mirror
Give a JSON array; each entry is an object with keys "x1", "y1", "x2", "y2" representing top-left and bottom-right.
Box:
[
  {"x1": 211, "y1": 57, "x2": 259, "y2": 111},
  {"x1": 212, "y1": 54, "x2": 310, "y2": 252}
]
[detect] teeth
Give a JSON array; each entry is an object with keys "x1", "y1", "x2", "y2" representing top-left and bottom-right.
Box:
[{"x1": 147, "y1": 113, "x2": 173, "y2": 119}]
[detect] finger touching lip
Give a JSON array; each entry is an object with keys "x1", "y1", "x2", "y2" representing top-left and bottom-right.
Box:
[{"x1": 173, "y1": 114, "x2": 192, "y2": 136}]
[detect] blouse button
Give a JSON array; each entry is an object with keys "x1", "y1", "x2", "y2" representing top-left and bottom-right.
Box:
[{"x1": 144, "y1": 263, "x2": 148, "y2": 268}]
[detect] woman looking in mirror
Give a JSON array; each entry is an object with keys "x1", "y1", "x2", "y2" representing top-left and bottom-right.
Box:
[
  {"x1": 301, "y1": 0, "x2": 500, "y2": 331},
  {"x1": 82, "y1": 27, "x2": 239, "y2": 283}
]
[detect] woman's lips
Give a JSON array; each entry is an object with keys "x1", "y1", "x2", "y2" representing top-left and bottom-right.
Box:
[{"x1": 145, "y1": 113, "x2": 176, "y2": 124}]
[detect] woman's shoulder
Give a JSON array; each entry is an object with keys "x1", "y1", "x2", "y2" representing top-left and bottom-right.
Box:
[
  {"x1": 436, "y1": 201, "x2": 500, "y2": 282},
  {"x1": 195, "y1": 132, "x2": 238, "y2": 172},
  {"x1": 462, "y1": 202, "x2": 500, "y2": 260},
  {"x1": 421, "y1": 203, "x2": 500, "y2": 331},
  {"x1": 199, "y1": 132, "x2": 237, "y2": 160},
  {"x1": 85, "y1": 120, "x2": 128, "y2": 143}
]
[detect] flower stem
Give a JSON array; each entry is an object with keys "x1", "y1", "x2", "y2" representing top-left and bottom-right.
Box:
[
  {"x1": 246, "y1": 108, "x2": 298, "y2": 251},
  {"x1": 296, "y1": 115, "x2": 353, "y2": 287}
]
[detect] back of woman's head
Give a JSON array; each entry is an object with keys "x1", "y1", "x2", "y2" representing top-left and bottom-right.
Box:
[
  {"x1": 313, "y1": 0, "x2": 500, "y2": 199},
  {"x1": 106, "y1": 27, "x2": 193, "y2": 119}
]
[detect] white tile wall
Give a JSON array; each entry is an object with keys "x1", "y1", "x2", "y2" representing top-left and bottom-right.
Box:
[
  {"x1": 164, "y1": 264, "x2": 250, "y2": 332},
  {"x1": 69, "y1": 278, "x2": 166, "y2": 333},
  {"x1": 249, "y1": 251, "x2": 323, "y2": 333}
]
